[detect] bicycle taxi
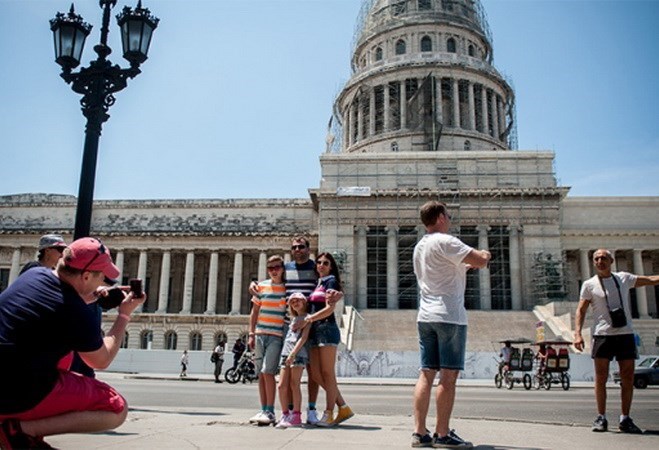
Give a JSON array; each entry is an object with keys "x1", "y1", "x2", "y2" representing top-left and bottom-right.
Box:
[
  {"x1": 494, "y1": 338, "x2": 535, "y2": 390},
  {"x1": 532, "y1": 339, "x2": 572, "y2": 391}
]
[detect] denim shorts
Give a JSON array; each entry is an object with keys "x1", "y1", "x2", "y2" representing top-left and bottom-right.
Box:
[
  {"x1": 417, "y1": 322, "x2": 467, "y2": 371},
  {"x1": 309, "y1": 320, "x2": 341, "y2": 347},
  {"x1": 254, "y1": 334, "x2": 283, "y2": 375},
  {"x1": 279, "y1": 354, "x2": 309, "y2": 369}
]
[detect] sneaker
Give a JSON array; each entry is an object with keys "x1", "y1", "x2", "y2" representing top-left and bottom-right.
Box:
[
  {"x1": 332, "y1": 405, "x2": 354, "y2": 426},
  {"x1": 249, "y1": 411, "x2": 266, "y2": 424},
  {"x1": 619, "y1": 417, "x2": 643, "y2": 434},
  {"x1": 432, "y1": 430, "x2": 473, "y2": 448},
  {"x1": 411, "y1": 431, "x2": 433, "y2": 448},
  {"x1": 306, "y1": 408, "x2": 320, "y2": 425},
  {"x1": 592, "y1": 415, "x2": 608, "y2": 432},
  {"x1": 256, "y1": 410, "x2": 276, "y2": 426},
  {"x1": 315, "y1": 409, "x2": 335, "y2": 428},
  {"x1": 276, "y1": 411, "x2": 302, "y2": 428},
  {"x1": 275, "y1": 411, "x2": 290, "y2": 429},
  {"x1": 1, "y1": 419, "x2": 56, "y2": 449}
]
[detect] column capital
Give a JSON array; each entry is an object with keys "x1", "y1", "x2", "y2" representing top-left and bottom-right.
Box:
[
  {"x1": 476, "y1": 224, "x2": 491, "y2": 234},
  {"x1": 507, "y1": 222, "x2": 521, "y2": 234},
  {"x1": 355, "y1": 225, "x2": 369, "y2": 234},
  {"x1": 385, "y1": 225, "x2": 399, "y2": 234}
]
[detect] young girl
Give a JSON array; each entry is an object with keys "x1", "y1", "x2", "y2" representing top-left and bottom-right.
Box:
[{"x1": 275, "y1": 292, "x2": 312, "y2": 428}]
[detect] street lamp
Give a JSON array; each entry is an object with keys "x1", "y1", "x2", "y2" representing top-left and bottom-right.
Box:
[{"x1": 50, "y1": 1, "x2": 159, "y2": 240}]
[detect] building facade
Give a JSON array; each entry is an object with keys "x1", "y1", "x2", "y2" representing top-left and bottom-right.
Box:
[{"x1": 1, "y1": 1, "x2": 657, "y2": 353}]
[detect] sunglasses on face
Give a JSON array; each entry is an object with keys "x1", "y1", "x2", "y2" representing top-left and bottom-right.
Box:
[
  {"x1": 81, "y1": 241, "x2": 106, "y2": 272},
  {"x1": 267, "y1": 265, "x2": 283, "y2": 271},
  {"x1": 291, "y1": 244, "x2": 307, "y2": 251},
  {"x1": 51, "y1": 247, "x2": 65, "y2": 253},
  {"x1": 316, "y1": 260, "x2": 331, "y2": 267}
]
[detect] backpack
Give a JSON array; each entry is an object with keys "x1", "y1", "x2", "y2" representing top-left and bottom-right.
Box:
[{"x1": 210, "y1": 352, "x2": 219, "y2": 363}]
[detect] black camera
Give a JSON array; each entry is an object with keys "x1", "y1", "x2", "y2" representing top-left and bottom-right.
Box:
[
  {"x1": 129, "y1": 278, "x2": 143, "y2": 298},
  {"x1": 609, "y1": 308, "x2": 627, "y2": 328},
  {"x1": 96, "y1": 287, "x2": 125, "y2": 311}
]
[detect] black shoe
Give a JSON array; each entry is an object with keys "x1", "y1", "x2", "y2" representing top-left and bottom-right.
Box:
[
  {"x1": 619, "y1": 417, "x2": 643, "y2": 434},
  {"x1": 592, "y1": 415, "x2": 608, "y2": 432},
  {"x1": 432, "y1": 430, "x2": 473, "y2": 448},
  {"x1": 1, "y1": 419, "x2": 57, "y2": 449},
  {"x1": 411, "y1": 431, "x2": 433, "y2": 448}
]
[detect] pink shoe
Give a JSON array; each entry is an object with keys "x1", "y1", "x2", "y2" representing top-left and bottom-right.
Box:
[{"x1": 275, "y1": 411, "x2": 302, "y2": 428}]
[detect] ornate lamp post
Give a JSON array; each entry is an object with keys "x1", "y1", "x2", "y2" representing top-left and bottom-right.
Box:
[{"x1": 50, "y1": 1, "x2": 159, "y2": 239}]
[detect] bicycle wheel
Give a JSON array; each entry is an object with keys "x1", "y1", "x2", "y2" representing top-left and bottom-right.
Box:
[
  {"x1": 506, "y1": 373, "x2": 514, "y2": 390},
  {"x1": 224, "y1": 367, "x2": 240, "y2": 384},
  {"x1": 523, "y1": 373, "x2": 532, "y2": 390},
  {"x1": 561, "y1": 372, "x2": 570, "y2": 391},
  {"x1": 543, "y1": 373, "x2": 552, "y2": 390},
  {"x1": 494, "y1": 374, "x2": 502, "y2": 389}
]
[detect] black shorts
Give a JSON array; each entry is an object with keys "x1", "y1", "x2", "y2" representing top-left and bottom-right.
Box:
[{"x1": 591, "y1": 334, "x2": 637, "y2": 361}]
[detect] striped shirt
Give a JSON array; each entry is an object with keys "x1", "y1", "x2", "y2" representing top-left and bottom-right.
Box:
[
  {"x1": 285, "y1": 259, "x2": 318, "y2": 297},
  {"x1": 252, "y1": 279, "x2": 287, "y2": 337}
]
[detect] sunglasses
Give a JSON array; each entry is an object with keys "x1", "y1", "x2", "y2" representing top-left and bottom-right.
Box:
[
  {"x1": 267, "y1": 265, "x2": 283, "y2": 271},
  {"x1": 52, "y1": 247, "x2": 65, "y2": 253},
  {"x1": 291, "y1": 244, "x2": 307, "y2": 250},
  {"x1": 316, "y1": 260, "x2": 331, "y2": 267},
  {"x1": 81, "y1": 241, "x2": 106, "y2": 272}
]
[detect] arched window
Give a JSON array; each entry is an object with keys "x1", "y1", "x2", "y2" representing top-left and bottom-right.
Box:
[
  {"x1": 190, "y1": 332, "x2": 203, "y2": 351},
  {"x1": 468, "y1": 44, "x2": 475, "y2": 57},
  {"x1": 392, "y1": 1, "x2": 406, "y2": 15},
  {"x1": 140, "y1": 330, "x2": 153, "y2": 350},
  {"x1": 418, "y1": 0, "x2": 432, "y2": 11},
  {"x1": 464, "y1": 140, "x2": 471, "y2": 150},
  {"x1": 420, "y1": 36, "x2": 432, "y2": 52},
  {"x1": 395, "y1": 39, "x2": 406, "y2": 55},
  {"x1": 164, "y1": 331, "x2": 178, "y2": 350},
  {"x1": 391, "y1": 142, "x2": 399, "y2": 152},
  {"x1": 447, "y1": 38, "x2": 456, "y2": 53},
  {"x1": 215, "y1": 332, "x2": 228, "y2": 346},
  {"x1": 375, "y1": 46, "x2": 383, "y2": 61},
  {"x1": 121, "y1": 331, "x2": 129, "y2": 349}
]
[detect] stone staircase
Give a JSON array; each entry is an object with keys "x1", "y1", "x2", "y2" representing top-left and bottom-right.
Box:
[{"x1": 347, "y1": 309, "x2": 547, "y2": 352}]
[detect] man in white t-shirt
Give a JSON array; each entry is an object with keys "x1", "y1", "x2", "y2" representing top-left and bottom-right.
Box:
[
  {"x1": 411, "y1": 201, "x2": 490, "y2": 449},
  {"x1": 574, "y1": 248, "x2": 659, "y2": 434}
]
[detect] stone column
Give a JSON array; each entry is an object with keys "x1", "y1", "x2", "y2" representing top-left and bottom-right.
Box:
[
  {"x1": 134, "y1": 250, "x2": 148, "y2": 313},
  {"x1": 257, "y1": 251, "x2": 267, "y2": 283},
  {"x1": 610, "y1": 249, "x2": 618, "y2": 272},
  {"x1": 156, "y1": 250, "x2": 171, "y2": 313},
  {"x1": 180, "y1": 251, "x2": 195, "y2": 314},
  {"x1": 356, "y1": 226, "x2": 369, "y2": 310},
  {"x1": 481, "y1": 85, "x2": 489, "y2": 134},
  {"x1": 452, "y1": 78, "x2": 460, "y2": 128},
  {"x1": 633, "y1": 249, "x2": 650, "y2": 318},
  {"x1": 357, "y1": 97, "x2": 364, "y2": 141},
  {"x1": 386, "y1": 225, "x2": 399, "y2": 310},
  {"x1": 343, "y1": 108, "x2": 350, "y2": 149},
  {"x1": 491, "y1": 93, "x2": 499, "y2": 139},
  {"x1": 284, "y1": 253, "x2": 291, "y2": 264},
  {"x1": 508, "y1": 224, "x2": 522, "y2": 310},
  {"x1": 579, "y1": 249, "x2": 591, "y2": 281},
  {"x1": 369, "y1": 87, "x2": 376, "y2": 137},
  {"x1": 230, "y1": 252, "x2": 243, "y2": 315},
  {"x1": 477, "y1": 225, "x2": 491, "y2": 310},
  {"x1": 113, "y1": 250, "x2": 124, "y2": 283},
  {"x1": 383, "y1": 83, "x2": 390, "y2": 131},
  {"x1": 497, "y1": 97, "x2": 506, "y2": 139},
  {"x1": 205, "y1": 251, "x2": 219, "y2": 314},
  {"x1": 435, "y1": 76, "x2": 443, "y2": 125},
  {"x1": 8, "y1": 248, "x2": 22, "y2": 285},
  {"x1": 467, "y1": 81, "x2": 476, "y2": 130},
  {"x1": 400, "y1": 80, "x2": 407, "y2": 129}
]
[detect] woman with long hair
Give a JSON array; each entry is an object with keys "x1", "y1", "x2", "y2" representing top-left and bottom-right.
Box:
[{"x1": 305, "y1": 252, "x2": 353, "y2": 427}]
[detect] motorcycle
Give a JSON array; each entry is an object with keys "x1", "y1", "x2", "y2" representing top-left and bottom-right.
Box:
[{"x1": 224, "y1": 351, "x2": 258, "y2": 384}]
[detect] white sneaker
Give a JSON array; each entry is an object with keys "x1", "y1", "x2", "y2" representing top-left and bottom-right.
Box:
[
  {"x1": 275, "y1": 411, "x2": 290, "y2": 429},
  {"x1": 306, "y1": 409, "x2": 319, "y2": 425},
  {"x1": 249, "y1": 411, "x2": 266, "y2": 424},
  {"x1": 257, "y1": 410, "x2": 276, "y2": 426},
  {"x1": 315, "y1": 409, "x2": 335, "y2": 428}
]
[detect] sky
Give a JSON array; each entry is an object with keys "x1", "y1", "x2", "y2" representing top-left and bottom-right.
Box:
[{"x1": 0, "y1": 0, "x2": 657, "y2": 200}]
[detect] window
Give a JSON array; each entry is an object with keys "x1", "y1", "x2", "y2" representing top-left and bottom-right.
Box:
[
  {"x1": 447, "y1": 37, "x2": 456, "y2": 53},
  {"x1": 391, "y1": 141, "x2": 399, "y2": 152},
  {"x1": 164, "y1": 331, "x2": 178, "y2": 350},
  {"x1": 464, "y1": 140, "x2": 471, "y2": 150},
  {"x1": 215, "y1": 332, "x2": 228, "y2": 346},
  {"x1": 190, "y1": 332, "x2": 203, "y2": 351},
  {"x1": 0, "y1": 268, "x2": 9, "y2": 294},
  {"x1": 375, "y1": 46, "x2": 383, "y2": 61},
  {"x1": 395, "y1": 39, "x2": 406, "y2": 55},
  {"x1": 121, "y1": 331, "x2": 129, "y2": 349},
  {"x1": 420, "y1": 36, "x2": 432, "y2": 52},
  {"x1": 418, "y1": 0, "x2": 432, "y2": 11},
  {"x1": 392, "y1": 1, "x2": 407, "y2": 15},
  {"x1": 140, "y1": 330, "x2": 153, "y2": 350},
  {"x1": 468, "y1": 44, "x2": 475, "y2": 57}
]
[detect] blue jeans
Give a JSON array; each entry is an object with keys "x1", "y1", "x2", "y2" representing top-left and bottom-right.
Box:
[{"x1": 417, "y1": 322, "x2": 467, "y2": 371}]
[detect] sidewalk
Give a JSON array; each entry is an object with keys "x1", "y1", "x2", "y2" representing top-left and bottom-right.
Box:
[{"x1": 46, "y1": 373, "x2": 657, "y2": 450}]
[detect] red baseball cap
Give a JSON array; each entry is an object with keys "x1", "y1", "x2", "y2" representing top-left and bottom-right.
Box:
[{"x1": 64, "y1": 237, "x2": 120, "y2": 280}]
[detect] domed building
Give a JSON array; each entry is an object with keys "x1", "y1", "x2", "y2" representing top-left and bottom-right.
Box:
[{"x1": 1, "y1": 0, "x2": 657, "y2": 363}]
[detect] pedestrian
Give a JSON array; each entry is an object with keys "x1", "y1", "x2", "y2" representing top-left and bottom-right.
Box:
[
  {"x1": 275, "y1": 292, "x2": 312, "y2": 428},
  {"x1": 19, "y1": 234, "x2": 67, "y2": 275},
  {"x1": 574, "y1": 248, "x2": 659, "y2": 434},
  {"x1": 411, "y1": 201, "x2": 490, "y2": 448},
  {"x1": 306, "y1": 252, "x2": 353, "y2": 427},
  {"x1": 0, "y1": 237, "x2": 144, "y2": 448},
  {"x1": 231, "y1": 338, "x2": 245, "y2": 370},
  {"x1": 180, "y1": 350, "x2": 189, "y2": 378},
  {"x1": 248, "y1": 255, "x2": 288, "y2": 426},
  {"x1": 499, "y1": 341, "x2": 512, "y2": 373},
  {"x1": 212, "y1": 341, "x2": 225, "y2": 383}
]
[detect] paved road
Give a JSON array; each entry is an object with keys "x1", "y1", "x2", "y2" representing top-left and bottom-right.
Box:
[{"x1": 107, "y1": 376, "x2": 659, "y2": 429}]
